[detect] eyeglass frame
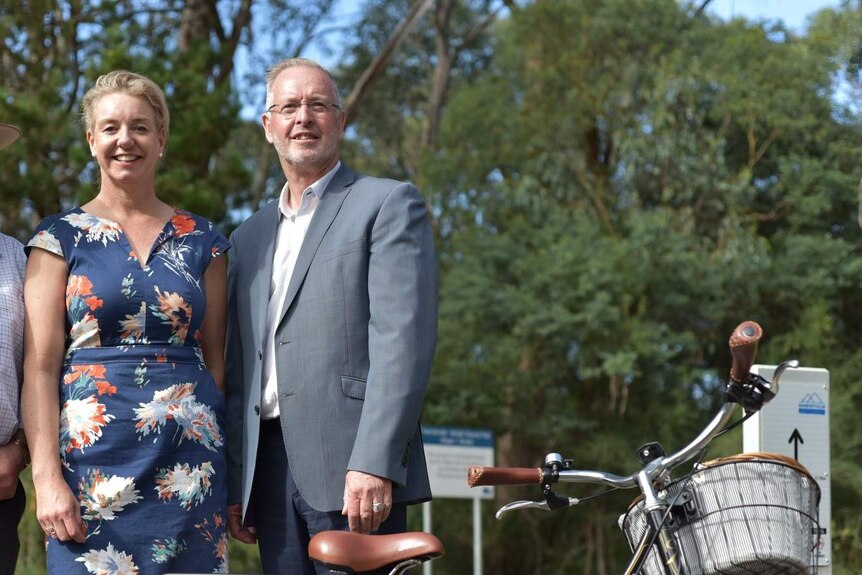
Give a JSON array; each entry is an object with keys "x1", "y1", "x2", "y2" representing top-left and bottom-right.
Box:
[{"x1": 265, "y1": 100, "x2": 342, "y2": 119}]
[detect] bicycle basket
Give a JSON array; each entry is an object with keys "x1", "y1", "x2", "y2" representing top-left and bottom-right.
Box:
[{"x1": 619, "y1": 452, "x2": 821, "y2": 575}]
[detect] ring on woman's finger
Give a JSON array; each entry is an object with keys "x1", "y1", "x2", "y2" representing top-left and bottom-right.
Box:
[{"x1": 47, "y1": 525, "x2": 56, "y2": 537}]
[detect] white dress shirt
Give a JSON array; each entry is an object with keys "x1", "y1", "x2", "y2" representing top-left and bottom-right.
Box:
[
  {"x1": 260, "y1": 162, "x2": 341, "y2": 419},
  {"x1": 0, "y1": 233, "x2": 25, "y2": 444}
]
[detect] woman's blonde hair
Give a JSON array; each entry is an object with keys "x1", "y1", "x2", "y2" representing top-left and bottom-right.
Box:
[{"x1": 81, "y1": 70, "x2": 170, "y2": 140}]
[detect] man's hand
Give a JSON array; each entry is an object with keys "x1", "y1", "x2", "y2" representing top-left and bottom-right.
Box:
[
  {"x1": 227, "y1": 503, "x2": 257, "y2": 544},
  {"x1": 0, "y1": 443, "x2": 25, "y2": 500},
  {"x1": 341, "y1": 471, "x2": 393, "y2": 534}
]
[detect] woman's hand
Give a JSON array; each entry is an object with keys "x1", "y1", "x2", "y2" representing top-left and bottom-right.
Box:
[{"x1": 35, "y1": 475, "x2": 86, "y2": 543}]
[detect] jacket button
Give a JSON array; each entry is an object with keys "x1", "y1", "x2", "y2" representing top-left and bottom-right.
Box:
[
  {"x1": 258, "y1": 350, "x2": 263, "y2": 359},
  {"x1": 254, "y1": 405, "x2": 260, "y2": 415}
]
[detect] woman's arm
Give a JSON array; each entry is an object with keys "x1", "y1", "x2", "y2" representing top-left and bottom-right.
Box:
[
  {"x1": 201, "y1": 254, "x2": 227, "y2": 393},
  {"x1": 21, "y1": 248, "x2": 85, "y2": 543}
]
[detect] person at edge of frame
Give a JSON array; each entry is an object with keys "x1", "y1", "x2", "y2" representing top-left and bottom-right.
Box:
[{"x1": 0, "y1": 122, "x2": 29, "y2": 575}]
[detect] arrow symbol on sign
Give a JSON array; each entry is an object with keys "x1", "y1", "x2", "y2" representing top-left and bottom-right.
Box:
[{"x1": 788, "y1": 428, "x2": 804, "y2": 460}]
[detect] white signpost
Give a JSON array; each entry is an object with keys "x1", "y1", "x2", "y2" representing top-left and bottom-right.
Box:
[
  {"x1": 422, "y1": 425, "x2": 494, "y2": 575},
  {"x1": 743, "y1": 365, "x2": 831, "y2": 573}
]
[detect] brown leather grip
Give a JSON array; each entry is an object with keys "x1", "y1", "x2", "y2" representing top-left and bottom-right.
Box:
[
  {"x1": 729, "y1": 320, "x2": 762, "y2": 383},
  {"x1": 467, "y1": 466, "x2": 543, "y2": 487}
]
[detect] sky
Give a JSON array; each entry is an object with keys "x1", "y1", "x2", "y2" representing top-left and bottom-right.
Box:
[{"x1": 705, "y1": 0, "x2": 843, "y2": 32}]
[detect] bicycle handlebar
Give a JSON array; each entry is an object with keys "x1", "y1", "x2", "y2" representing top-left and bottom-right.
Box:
[
  {"x1": 467, "y1": 320, "x2": 783, "y2": 492},
  {"x1": 729, "y1": 320, "x2": 762, "y2": 383},
  {"x1": 467, "y1": 466, "x2": 542, "y2": 487}
]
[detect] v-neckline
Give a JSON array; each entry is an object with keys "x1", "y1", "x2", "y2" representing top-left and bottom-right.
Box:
[{"x1": 77, "y1": 207, "x2": 177, "y2": 270}]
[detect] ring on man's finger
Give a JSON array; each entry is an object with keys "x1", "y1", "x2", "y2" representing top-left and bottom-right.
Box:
[{"x1": 372, "y1": 502, "x2": 385, "y2": 512}]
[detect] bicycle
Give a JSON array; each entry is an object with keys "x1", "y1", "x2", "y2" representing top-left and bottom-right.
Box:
[{"x1": 465, "y1": 320, "x2": 822, "y2": 575}]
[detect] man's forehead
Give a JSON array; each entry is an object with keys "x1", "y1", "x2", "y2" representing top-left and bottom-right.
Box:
[{"x1": 273, "y1": 68, "x2": 334, "y2": 96}]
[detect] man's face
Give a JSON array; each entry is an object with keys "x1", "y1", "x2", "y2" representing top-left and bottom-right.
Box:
[{"x1": 262, "y1": 66, "x2": 346, "y2": 175}]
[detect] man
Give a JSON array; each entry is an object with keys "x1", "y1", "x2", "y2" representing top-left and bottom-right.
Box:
[
  {"x1": 0, "y1": 122, "x2": 28, "y2": 575},
  {"x1": 225, "y1": 58, "x2": 438, "y2": 574}
]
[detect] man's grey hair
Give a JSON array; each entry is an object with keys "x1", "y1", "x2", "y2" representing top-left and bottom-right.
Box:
[{"x1": 264, "y1": 58, "x2": 341, "y2": 108}]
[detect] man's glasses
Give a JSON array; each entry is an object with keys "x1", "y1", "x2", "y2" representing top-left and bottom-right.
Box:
[{"x1": 266, "y1": 101, "x2": 341, "y2": 119}]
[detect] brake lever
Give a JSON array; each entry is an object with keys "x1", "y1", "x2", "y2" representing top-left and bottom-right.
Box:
[
  {"x1": 726, "y1": 358, "x2": 798, "y2": 413},
  {"x1": 495, "y1": 496, "x2": 580, "y2": 519},
  {"x1": 770, "y1": 359, "x2": 799, "y2": 394}
]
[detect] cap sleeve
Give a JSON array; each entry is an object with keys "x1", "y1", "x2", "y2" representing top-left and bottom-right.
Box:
[
  {"x1": 209, "y1": 225, "x2": 230, "y2": 258},
  {"x1": 25, "y1": 216, "x2": 64, "y2": 258}
]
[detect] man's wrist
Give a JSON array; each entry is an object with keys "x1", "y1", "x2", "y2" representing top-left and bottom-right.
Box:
[{"x1": 9, "y1": 429, "x2": 29, "y2": 468}]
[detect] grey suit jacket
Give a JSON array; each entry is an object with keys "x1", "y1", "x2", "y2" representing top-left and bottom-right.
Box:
[{"x1": 225, "y1": 164, "x2": 437, "y2": 515}]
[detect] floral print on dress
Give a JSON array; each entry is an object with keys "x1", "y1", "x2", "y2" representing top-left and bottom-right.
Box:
[
  {"x1": 154, "y1": 461, "x2": 215, "y2": 509},
  {"x1": 63, "y1": 211, "x2": 122, "y2": 247},
  {"x1": 171, "y1": 213, "x2": 198, "y2": 237},
  {"x1": 196, "y1": 513, "x2": 229, "y2": 574},
  {"x1": 133, "y1": 382, "x2": 223, "y2": 451},
  {"x1": 134, "y1": 360, "x2": 150, "y2": 388},
  {"x1": 149, "y1": 288, "x2": 191, "y2": 345},
  {"x1": 60, "y1": 396, "x2": 115, "y2": 462},
  {"x1": 78, "y1": 469, "x2": 142, "y2": 538},
  {"x1": 121, "y1": 273, "x2": 137, "y2": 300},
  {"x1": 151, "y1": 538, "x2": 187, "y2": 564},
  {"x1": 120, "y1": 302, "x2": 149, "y2": 344},
  {"x1": 155, "y1": 241, "x2": 205, "y2": 292},
  {"x1": 67, "y1": 275, "x2": 104, "y2": 350},
  {"x1": 64, "y1": 364, "x2": 117, "y2": 399},
  {"x1": 76, "y1": 542, "x2": 139, "y2": 575}
]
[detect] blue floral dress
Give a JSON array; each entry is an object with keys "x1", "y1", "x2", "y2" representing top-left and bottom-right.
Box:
[{"x1": 27, "y1": 208, "x2": 230, "y2": 574}]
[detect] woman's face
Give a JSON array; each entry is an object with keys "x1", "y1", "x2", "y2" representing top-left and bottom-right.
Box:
[{"x1": 86, "y1": 92, "x2": 165, "y2": 188}]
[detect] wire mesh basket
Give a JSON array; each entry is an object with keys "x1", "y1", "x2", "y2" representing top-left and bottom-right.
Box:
[{"x1": 619, "y1": 452, "x2": 821, "y2": 575}]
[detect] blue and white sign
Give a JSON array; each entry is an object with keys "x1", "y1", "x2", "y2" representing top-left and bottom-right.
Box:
[
  {"x1": 423, "y1": 425, "x2": 494, "y2": 499},
  {"x1": 744, "y1": 365, "x2": 832, "y2": 571}
]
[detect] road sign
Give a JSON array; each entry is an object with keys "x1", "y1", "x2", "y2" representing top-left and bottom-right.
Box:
[
  {"x1": 743, "y1": 365, "x2": 831, "y2": 571},
  {"x1": 422, "y1": 426, "x2": 495, "y2": 575},
  {"x1": 423, "y1": 425, "x2": 494, "y2": 499}
]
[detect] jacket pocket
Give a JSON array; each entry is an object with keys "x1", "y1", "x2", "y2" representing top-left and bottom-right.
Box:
[
  {"x1": 341, "y1": 375, "x2": 366, "y2": 400},
  {"x1": 318, "y1": 238, "x2": 367, "y2": 263}
]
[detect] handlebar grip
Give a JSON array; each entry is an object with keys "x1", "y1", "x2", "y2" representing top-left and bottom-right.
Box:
[
  {"x1": 729, "y1": 320, "x2": 763, "y2": 383},
  {"x1": 467, "y1": 466, "x2": 543, "y2": 487}
]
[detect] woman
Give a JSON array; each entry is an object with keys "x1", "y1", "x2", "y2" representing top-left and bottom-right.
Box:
[{"x1": 22, "y1": 70, "x2": 229, "y2": 574}]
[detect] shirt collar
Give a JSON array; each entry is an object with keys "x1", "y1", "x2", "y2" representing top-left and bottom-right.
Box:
[{"x1": 277, "y1": 161, "x2": 341, "y2": 218}]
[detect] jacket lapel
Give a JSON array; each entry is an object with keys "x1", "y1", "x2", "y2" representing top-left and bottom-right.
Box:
[
  {"x1": 276, "y1": 165, "x2": 355, "y2": 329},
  {"x1": 251, "y1": 202, "x2": 280, "y2": 343}
]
